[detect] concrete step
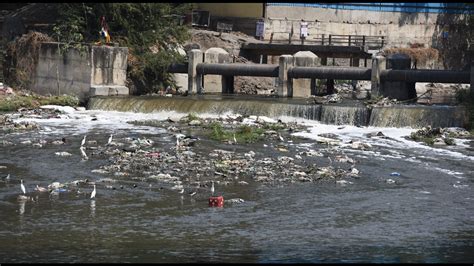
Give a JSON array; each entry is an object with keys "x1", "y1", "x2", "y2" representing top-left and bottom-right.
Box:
[{"x1": 90, "y1": 85, "x2": 129, "y2": 96}]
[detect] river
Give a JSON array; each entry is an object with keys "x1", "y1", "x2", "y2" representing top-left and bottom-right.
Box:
[{"x1": 0, "y1": 106, "x2": 473, "y2": 263}]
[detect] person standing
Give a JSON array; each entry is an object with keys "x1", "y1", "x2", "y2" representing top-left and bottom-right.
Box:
[{"x1": 99, "y1": 16, "x2": 111, "y2": 44}]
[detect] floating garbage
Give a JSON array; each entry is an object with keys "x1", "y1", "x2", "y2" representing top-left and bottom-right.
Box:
[
  {"x1": 55, "y1": 151, "x2": 72, "y2": 157},
  {"x1": 336, "y1": 179, "x2": 353, "y2": 185},
  {"x1": 209, "y1": 195, "x2": 224, "y2": 207},
  {"x1": 226, "y1": 198, "x2": 244, "y2": 204},
  {"x1": 48, "y1": 182, "x2": 65, "y2": 190},
  {"x1": 390, "y1": 172, "x2": 401, "y2": 176},
  {"x1": 52, "y1": 188, "x2": 68, "y2": 193},
  {"x1": 145, "y1": 152, "x2": 160, "y2": 158},
  {"x1": 350, "y1": 168, "x2": 360, "y2": 176}
]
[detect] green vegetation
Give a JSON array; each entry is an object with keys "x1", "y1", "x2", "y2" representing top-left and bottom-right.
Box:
[
  {"x1": 0, "y1": 94, "x2": 79, "y2": 112},
  {"x1": 185, "y1": 113, "x2": 200, "y2": 122},
  {"x1": 236, "y1": 125, "x2": 266, "y2": 143},
  {"x1": 444, "y1": 137, "x2": 455, "y2": 145},
  {"x1": 209, "y1": 122, "x2": 227, "y2": 141},
  {"x1": 408, "y1": 127, "x2": 457, "y2": 146},
  {"x1": 408, "y1": 133, "x2": 435, "y2": 146},
  {"x1": 208, "y1": 122, "x2": 265, "y2": 143},
  {"x1": 262, "y1": 122, "x2": 286, "y2": 131},
  {"x1": 52, "y1": 3, "x2": 195, "y2": 94}
]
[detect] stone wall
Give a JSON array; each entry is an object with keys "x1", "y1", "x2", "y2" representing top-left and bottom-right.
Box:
[{"x1": 32, "y1": 42, "x2": 128, "y2": 102}]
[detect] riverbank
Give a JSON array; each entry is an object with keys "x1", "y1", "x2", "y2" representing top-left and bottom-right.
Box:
[{"x1": 0, "y1": 86, "x2": 79, "y2": 112}]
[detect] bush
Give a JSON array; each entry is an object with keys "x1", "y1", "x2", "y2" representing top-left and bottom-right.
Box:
[
  {"x1": 52, "y1": 3, "x2": 194, "y2": 95},
  {"x1": 4, "y1": 32, "x2": 54, "y2": 89}
]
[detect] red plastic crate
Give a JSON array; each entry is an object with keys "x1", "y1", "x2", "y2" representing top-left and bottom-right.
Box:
[{"x1": 209, "y1": 196, "x2": 224, "y2": 207}]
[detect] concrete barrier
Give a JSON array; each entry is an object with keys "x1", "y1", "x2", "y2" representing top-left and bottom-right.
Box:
[
  {"x1": 203, "y1": 48, "x2": 232, "y2": 93},
  {"x1": 292, "y1": 51, "x2": 320, "y2": 97},
  {"x1": 278, "y1": 55, "x2": 294, "y2": 97},
  {"x1": 188, "y1": 49, "x2": 203, "y2": 94}
]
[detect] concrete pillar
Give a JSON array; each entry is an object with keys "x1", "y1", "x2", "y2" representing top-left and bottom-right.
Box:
[
  {"x1": 293, "y1": 51, "x2": 320, "y2": 98},
  {"x1": 187, "y1": 49, "x2": 203, "y2": 94},
  {"x1": 371, "y1": 55, "x2": 386, "y2": 99},
  {"x1": 278, "y1": 55, "x2": 294, "y2": 97},
  {"x1": 173, "y1": 46, "x2": 188, "y2": 93},
  {"x1": 204, "y1": 47, "x2": 232, "y2": 93}
]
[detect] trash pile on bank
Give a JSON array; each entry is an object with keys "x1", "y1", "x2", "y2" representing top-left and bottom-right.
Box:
[{"x1": 407, "y1": 126, "x2": 470, "y2": 146}]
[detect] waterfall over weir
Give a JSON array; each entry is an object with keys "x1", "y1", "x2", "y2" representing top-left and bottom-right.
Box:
[
  {"x1": 88, "y1": 96, "x2": 468, "y2": 128},
  {"x1": 320, "y1": 105, "x2": 370, "y2": 126},
  {"x1": 88, "y1": 96, "x2": 322, "y2": 120},
  {"x1": 369, "y1": 105, "x2": 468, "y2": 128}
]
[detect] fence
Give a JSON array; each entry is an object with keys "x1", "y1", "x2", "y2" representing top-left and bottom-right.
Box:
[{"x1": 269, "y1": 33, "x2": 386, "y2": 49}]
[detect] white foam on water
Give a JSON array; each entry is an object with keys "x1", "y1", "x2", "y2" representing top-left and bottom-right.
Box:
[
  {"x1": 13, "y1": 109, "x2": 185, "y2": 135},
  {"x1": 40, "y1": 105, "x2": 76, "y2": 114},
  {"x1": 11, "y1": 108, "x2": 474, "y2": 162},
  {"x1": 432, "y1": 167, "x2": 465, "y2": 179},
  {"x1": 418, "y1": 190, "x2": 432, "y2": 194},
  {"x1": 288, "y1": 119, "x2": 474, "y2": 161},
  {"x1": 405, "y1": 157, "x2": 423, "y2": 164}
]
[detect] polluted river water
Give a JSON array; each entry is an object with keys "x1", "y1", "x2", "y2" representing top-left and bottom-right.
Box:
[{"x1": 0, "y1": 104, "x2": 473, "y2": 263}]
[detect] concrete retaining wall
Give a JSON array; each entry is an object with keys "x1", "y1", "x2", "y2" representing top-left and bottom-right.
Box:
[
  {"x1": 265, "y1": 5, "x2": 468, "y2": 48},
  {"x1": 32, "y1": 42, "x2": 129, "y2": 101}
]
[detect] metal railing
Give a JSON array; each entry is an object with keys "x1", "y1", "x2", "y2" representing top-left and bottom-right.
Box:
[{"x1": 269, "y1": 33, "x2": 386, "y2": 49}]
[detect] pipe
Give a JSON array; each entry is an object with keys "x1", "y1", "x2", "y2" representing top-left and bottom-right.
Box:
[
  {"x1": 196, "y1": 63, "x2": 279, "y2": 77},
  {"x1": 288, "y1": 66, "x2": 372, "y2": 80},
  {"x1": 380, "y1": 69, "x2": 470, "y2": 83}
]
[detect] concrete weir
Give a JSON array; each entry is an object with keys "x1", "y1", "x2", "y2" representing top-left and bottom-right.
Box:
[
  {"x1": 88, "y1": 96, "x2": 468, "y2": 129},
  {"x1": 369, "y1": 105, "x2": 468, "y2": 128}
]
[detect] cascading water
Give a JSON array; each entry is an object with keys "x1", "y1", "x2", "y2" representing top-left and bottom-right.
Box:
[
  {"x1": 369, "y1": 105, "x2": 468, "y2": 128},
  {"x1": 319, "y1": 105, "x2": 370, "y2": 126},
  {"x1": 88, "y1": 96, "x2": 322, "y2": 120},
  {"x1": 88, "y1": 96, "x2": 468, "y2": 128}
]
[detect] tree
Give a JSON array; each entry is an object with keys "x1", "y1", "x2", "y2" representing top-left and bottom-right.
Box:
[{"x1": 52, "y1": 3, "x2": 194, "y2": 94}]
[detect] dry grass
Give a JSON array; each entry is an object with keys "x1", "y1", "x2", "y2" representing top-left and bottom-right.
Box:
[
  {"x1": 383, "y1": 47, "x2": 439, "y2": 65},
  {"x1": 6, "y1": 31, "x2": 54, "y2": 89}
]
